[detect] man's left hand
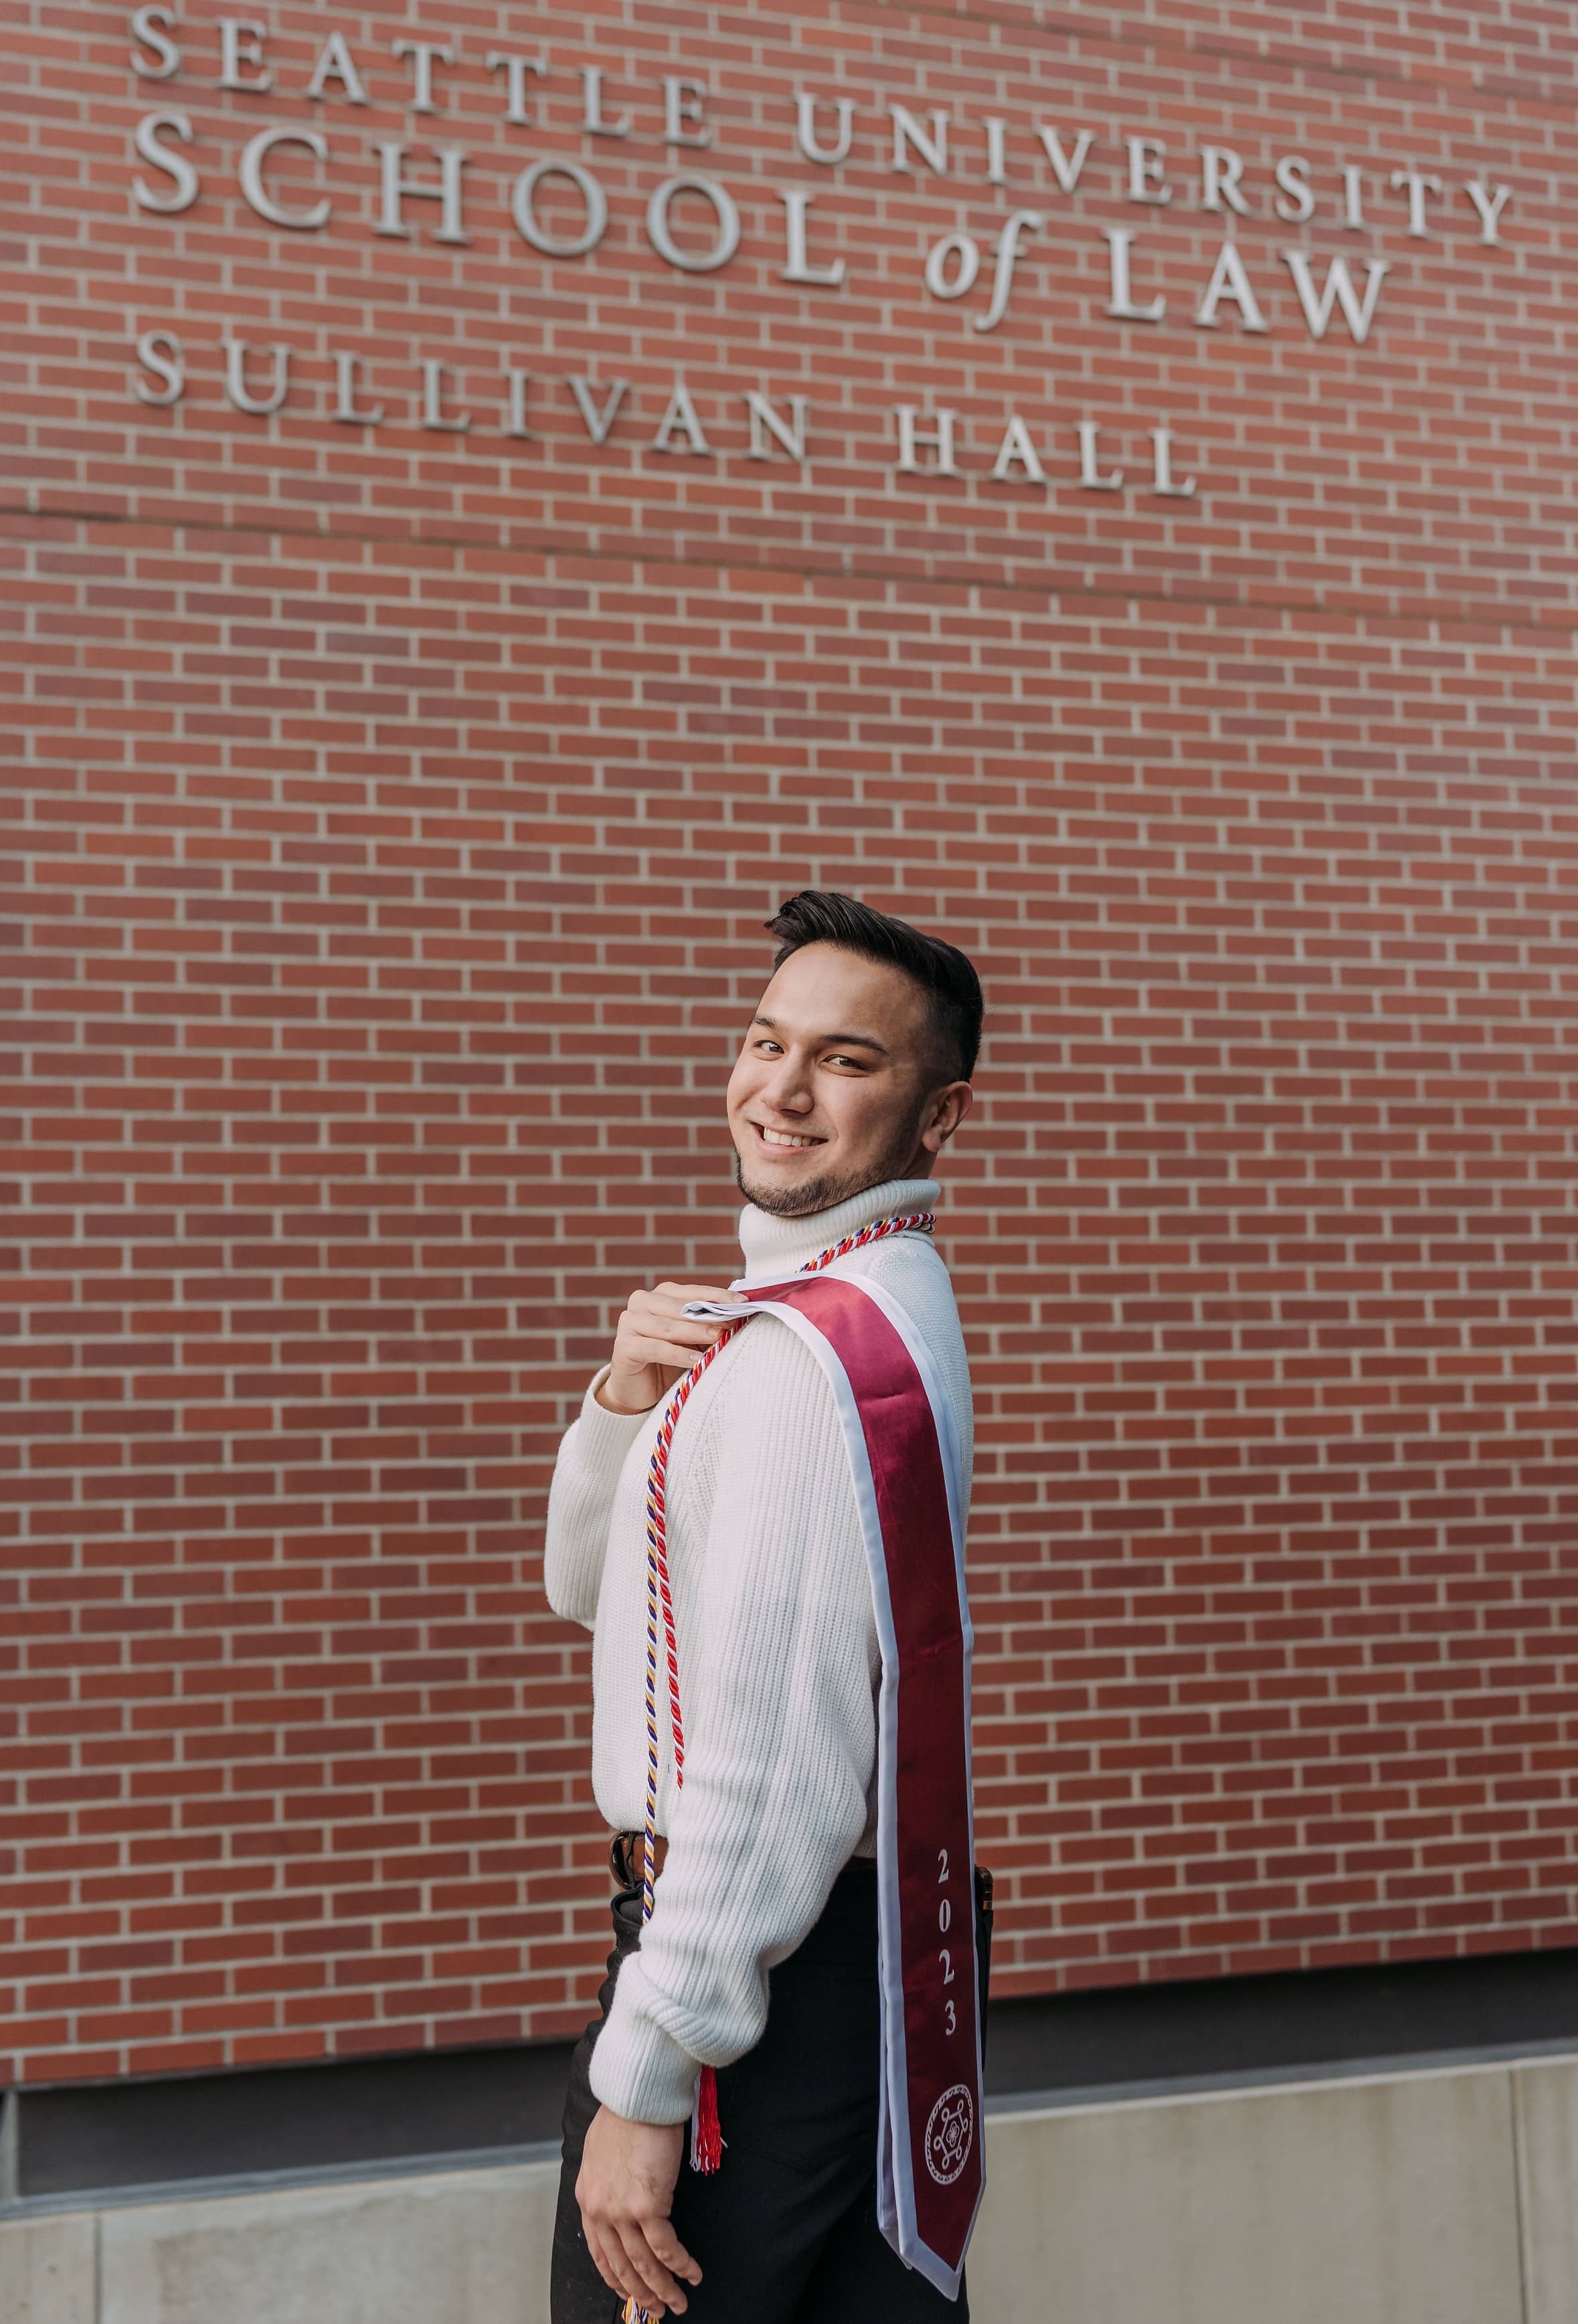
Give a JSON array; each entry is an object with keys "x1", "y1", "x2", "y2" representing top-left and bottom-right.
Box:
[{"x1": 576, "y1": 2104, "x2": 702, "y2": 2318}]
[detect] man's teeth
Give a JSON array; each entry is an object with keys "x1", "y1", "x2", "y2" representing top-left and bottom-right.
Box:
[{"x1": 760, "y1": 1127, "x2": 821, "y2": 1149}]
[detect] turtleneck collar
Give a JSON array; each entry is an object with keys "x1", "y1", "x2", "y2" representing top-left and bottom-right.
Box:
[{"x1": 735, "y1": 1175, "x2": 941, "y2": 1286}]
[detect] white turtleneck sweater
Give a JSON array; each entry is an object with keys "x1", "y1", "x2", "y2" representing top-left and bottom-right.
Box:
[{"x1": 543, "y1": 1175, "x2": 974, "y2": 2126}]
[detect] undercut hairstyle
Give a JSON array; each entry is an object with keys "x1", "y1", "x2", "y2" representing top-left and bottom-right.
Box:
[{"x1": 764, "y1": 890, "x2": 984, "y2": 1084}]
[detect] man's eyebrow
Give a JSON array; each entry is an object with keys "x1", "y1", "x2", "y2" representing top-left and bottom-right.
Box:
[{"x1": 751, "y1": 1013, "x2": 890, "y2": 1055}]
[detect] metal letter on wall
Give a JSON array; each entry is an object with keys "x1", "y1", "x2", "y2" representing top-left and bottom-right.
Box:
[
  {"x1": 652, "y1": 379, "x2": 713, "y2": 453},
  {"x1": 306, "y1": 32, "x2": 369, "y2": 106},
  {"x1": 580, "y1": 66, "x2": 630, "y2": 138},
  {"x1": 662, "y1": 76, "x2": 713, "y2": 149},
  {"x1": 374, "y1": 145, "x2": 470, "y2": 244},
  {"x1": 990, "y1": 414, "x2": 1046, "y2": 483},
  {"x1": 1279, "y1": 251, "x2": 1389, "y2": 343},
  {"x1": 1104, "y1": 226, "x2": 1164, "y2": 322},
  {"x1": 503, "y1": 368, "x2": 537, "y2": 439},
  {"x1": 1077, "y1": 420, "x2": 1122, "y2": 491},
  {"x1": 332, "y1": 351, "x2": 384, "y2": 426},
  {"x1": 794, "y1": 93, "x2": 855, "y2": 165},
  {"x1": 393, "y1": 39, "x2": 452, "y2": 116},
  {"x1": 1200, "y1": 145, "x2": 1249, "y2": 216},
  {"x1": 1150, "y1": 428, "x2": 1197, "y2": 497},
  {"x1": 645, "y1": 175, "x2": 741, "y2": 272},
  {"x1": 975, "y1": 212, "x2": 1043, "y2": 333},
  {"x1": 511, "y1": 159, "x2": 608, "y2": 258},
  {"x1": 567, "y1": 378, "x2": 629, "y2": 444},
  {"x1": 487, "y1": 52, "x2": 544, "y2": 126},
  {"x1": 924, "y1": 233, "x2": 979, "y2": 301},
  {"x1": 1194, "y1": 240, "x2": 1269, "y2": 333},
  {"x1": 421, "y1": 360, "x2": 470, "y2": 432},
  {"x1": 239, "y1": 128, "x2": 331, "y2": 230},
  {"x1": 894, "y1": 407, "x2": 960, "y2": 475},
  {"x1": 219, "y1": 18, "x2": 273, "y2": 92},
  {"x1": 1273, "y1": 155, "x2": 1314, "y2": 224},
  {"x1": 1036, "y1": 125, "x2": 1094, "y2": 194},
  {"x1": 744, "y1": 392, "x2": 808, "y2": 462},
  {"x1": 1464, "y1": 181, "x2": 1511, "y2": 244},
  {"x1": 1126, "y1": 137, "x2": 1171, "y2": 203},
  {"x1": 133, "y1": 329, "x2": 185, "y2": 405},
  {"x1": 890, "y1": 106, "x2": 949, "y2": 175},
  {"x1": 133, "y1": 112, "x2": 199, "y2": 214},
  {"x1": 130, "y1": 5, "x2": 181, "y2": 79},
  {"x1": 224, "y1": 339, "x2": 291, "y2": 415},
  {"x1": 1390, "y1": 167, "x2": 1443, "y2": 238},
  {"x1": 776, "y1": 187, "x2": 844, "y2": 285}
]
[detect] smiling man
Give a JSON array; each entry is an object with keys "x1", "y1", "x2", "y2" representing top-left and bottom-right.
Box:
[{"x1": 545, "y1": 891, "x2": 986, "y2": 2323}]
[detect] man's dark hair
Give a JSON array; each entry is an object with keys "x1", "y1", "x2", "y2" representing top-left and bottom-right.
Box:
[{"x1": 764, "y1": 890, "x2": 983, "y2": 1082}]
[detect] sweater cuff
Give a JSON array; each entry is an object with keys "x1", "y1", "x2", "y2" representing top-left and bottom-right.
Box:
[
  {"x1": 588, "y1": 1975, "x2": 700, "y2": 2125},
  {"x1": 575, "y1": 1365, "x2": 654, "y2": 1460}
]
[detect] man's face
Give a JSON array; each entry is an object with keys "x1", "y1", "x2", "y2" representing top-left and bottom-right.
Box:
[{"x1": 726, "y1": 943, "x2": 971, "y2": 1218}]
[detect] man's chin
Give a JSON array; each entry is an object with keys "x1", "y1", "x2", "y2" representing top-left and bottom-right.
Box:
[{"x1": 733, "y1": 1149, "x2": 866, "y2": 1220}]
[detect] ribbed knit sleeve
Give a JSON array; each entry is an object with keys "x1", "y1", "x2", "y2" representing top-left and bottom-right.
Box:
[
  {"x1": 588, "y1": 1321, "x2": 877, "y2": 2123},
  {"x1": 543, "y1": 1368, "x2": 652, "y2": 1631}
]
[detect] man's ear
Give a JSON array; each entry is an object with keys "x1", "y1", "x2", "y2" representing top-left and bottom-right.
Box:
[{"x1": 917, "y1": 1081, "x2": 974, "y2": 1155}]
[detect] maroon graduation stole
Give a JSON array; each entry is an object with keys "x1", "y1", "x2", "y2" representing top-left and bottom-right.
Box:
[{"x1": 679, "y1": 1254, "x2": 985, "y2": 2299}]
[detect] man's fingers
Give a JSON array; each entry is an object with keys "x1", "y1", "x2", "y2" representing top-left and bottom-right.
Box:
[
  {"x1": 622, "y1": 1331, "x2": 722, "y2": 1374},
  {"x1": 579, "y1": 2218, "x2": 615, "y2": 2292},
  {"x1": 603, "y1": 1283, "x2": 739, "y2": 1412},
  {"x1": 626, "y1": 1313, "x2": 724, "y2": 1351},
  {"x1": 584, "y1": 2219, "x2": 640, "y2": 2307},
  {"x1": 646, "y1": 2214, "x2": 703, "y2": 2287},
  {"x1": 583, "y1": 2206, "x2": 689, "y2": 2315},
  {"x1": 640, "y1": 1290, "x2": 731, "y2": 1321},
  {"x1": 613, "y1": 2218, "x2": 685, "y2": 2315}
]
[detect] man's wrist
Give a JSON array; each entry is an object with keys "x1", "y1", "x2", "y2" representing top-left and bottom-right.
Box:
[
  {"x1": 576, "y1": 1367, "x2": 656, "y2": 1449},
  {"x1": 595, "y1": 1372, "x2": 658, "y2": 1416},
  {"x1": 594, "y1": 2102, "x2": 673, "y2": 2133}
]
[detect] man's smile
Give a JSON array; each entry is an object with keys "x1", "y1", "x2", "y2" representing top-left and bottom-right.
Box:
[{"x1": 752, "y1": 1122, "x2": 828, "y2": 1151}]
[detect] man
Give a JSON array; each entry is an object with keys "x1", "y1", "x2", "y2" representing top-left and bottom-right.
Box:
[{"x1": 545, "y1": 890, "x2": 984, "y2": 2322}]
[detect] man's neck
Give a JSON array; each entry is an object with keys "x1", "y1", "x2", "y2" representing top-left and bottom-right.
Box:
[{"x1": 735, "y1": 1173, "x2": 940, "y2": 1286}]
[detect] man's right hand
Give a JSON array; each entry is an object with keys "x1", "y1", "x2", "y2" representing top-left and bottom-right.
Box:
[{"x1": 596, "y1": 1282, "x2": 736, "y2": 1415}]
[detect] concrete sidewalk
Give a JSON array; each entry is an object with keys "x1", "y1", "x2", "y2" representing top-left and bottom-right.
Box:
[{"x1": 5, "y1": 2052, "x2": 1577, "y2": 2324}]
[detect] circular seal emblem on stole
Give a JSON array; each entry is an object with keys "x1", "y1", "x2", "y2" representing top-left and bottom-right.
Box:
[{"x1": 924, "y1": 2083, "x2": 974, "y2": 2185}]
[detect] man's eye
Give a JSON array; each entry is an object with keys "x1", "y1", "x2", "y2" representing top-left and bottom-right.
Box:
[{"x1": 756, "y1": 1040, "x2": 782, "y2": 1054}]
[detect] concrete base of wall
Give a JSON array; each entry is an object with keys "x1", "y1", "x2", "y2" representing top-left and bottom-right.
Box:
[{"x1": 5, "y1": 2054, "x2": 1576, "y2": 2324}]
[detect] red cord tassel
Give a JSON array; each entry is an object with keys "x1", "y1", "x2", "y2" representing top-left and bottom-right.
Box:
[{"x1": 690, "y1": 2064, "x2": 723, "y2": 2173}]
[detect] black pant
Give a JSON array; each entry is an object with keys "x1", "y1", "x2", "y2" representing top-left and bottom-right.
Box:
[{"x1": 551, "y1": 1843, "x2": 988, "y2": 2323}]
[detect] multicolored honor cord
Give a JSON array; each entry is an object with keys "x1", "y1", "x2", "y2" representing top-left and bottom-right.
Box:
[{"x1": 622, "y1": 1208, "x2": 935, "y2": 2324}]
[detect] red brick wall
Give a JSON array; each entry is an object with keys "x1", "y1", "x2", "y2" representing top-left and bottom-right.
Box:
[{"x1": 5, "y1": 0, "x2": 1578, "y2": 2086}]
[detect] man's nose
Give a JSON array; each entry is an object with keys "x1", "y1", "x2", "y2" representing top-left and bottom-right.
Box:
[{"x1": 759, "y1": 1055, "x2": 815, "y2": 1113}]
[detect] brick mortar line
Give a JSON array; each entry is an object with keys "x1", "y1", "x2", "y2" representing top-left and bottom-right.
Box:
[
  {"x1": 852, "y1": 1, "x2": 1571, "y2": 112},
  {"x1": 2, "y1": 505, "x2": 1573, "y2": 645},
  {"x1": 823, "y1": 0, "x2": 1573, "y2": 108}
]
